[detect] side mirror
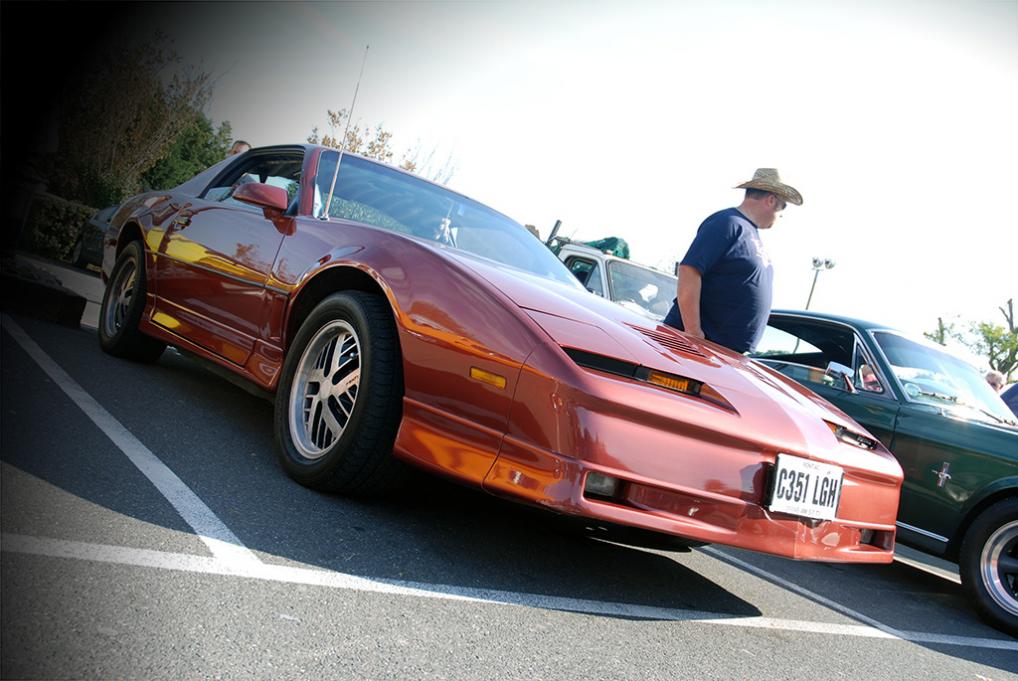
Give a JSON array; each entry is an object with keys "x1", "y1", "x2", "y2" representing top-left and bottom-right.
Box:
[
  {"x1": 825, "y1": 361, "x2": 857, "y2": 393},
  {"x1": 232, "y1": 182, "x2": 289, "y2": 213}
]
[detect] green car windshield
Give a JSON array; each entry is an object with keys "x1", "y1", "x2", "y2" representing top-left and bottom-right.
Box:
[
  {"x1": 874, "y1": 331, "x2": 1017, "y2": 426},
  {"x1": 315, "y1": 152, "x2": 581, "y2": 288}
]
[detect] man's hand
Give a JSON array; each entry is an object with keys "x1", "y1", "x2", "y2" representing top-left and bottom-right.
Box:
[
  {"x1": 684, "y1": 327, "x2": 706, "y2": 340},
  {"x1": 676, "y1": 265, "x2": 705, "y2": 340}
]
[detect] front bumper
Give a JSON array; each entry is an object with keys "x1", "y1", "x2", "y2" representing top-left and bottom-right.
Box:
[
  {"x1": 484, "y1": 343, "x2": 902, "y2": 563},
  {"x1": 484, "y1": 435, "x2": 897, "y2": 562}
]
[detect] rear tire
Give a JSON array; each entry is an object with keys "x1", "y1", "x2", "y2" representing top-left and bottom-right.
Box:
[
  {"x1": 98, "y1": 240, "x2": 166, "y2": 363},
  {"x1": 959, "y1": 498, "x2": 1018, "y2": 636},
  {"x1": 70, "y1": 237, "x2": 87, "y2": 268},
  {"x1": 273, "y1": 291, "x2": 408, "y2": 496}
]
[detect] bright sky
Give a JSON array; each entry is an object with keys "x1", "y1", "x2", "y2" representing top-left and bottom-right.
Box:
[{"x1": 162, "y1": 0, "x2": 1016, "y2": 341}]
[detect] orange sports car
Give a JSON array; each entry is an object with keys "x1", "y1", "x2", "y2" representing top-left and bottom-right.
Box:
[{"x1": 99, "y1": 144, "x2": 903, "y2": 562}]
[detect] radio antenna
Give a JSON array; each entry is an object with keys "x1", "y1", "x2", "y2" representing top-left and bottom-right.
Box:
[{"x1": 321, "y1": 44, "x2": 369, "y2": 219}]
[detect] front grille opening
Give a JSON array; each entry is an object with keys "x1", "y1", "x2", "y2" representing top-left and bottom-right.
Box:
[
  {"x1": 860, "y1": 529, "x2": 894, "y2": 550},
  {"x1": 583, "y1": 471, "x2": 629, "y2": 503}
]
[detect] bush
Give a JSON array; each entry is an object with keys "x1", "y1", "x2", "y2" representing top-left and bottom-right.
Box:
[{"x1": 21, "y1": 192, "x2": 97, "y2": 261}]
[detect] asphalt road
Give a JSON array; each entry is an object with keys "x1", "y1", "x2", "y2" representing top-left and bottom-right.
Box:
[{"x1": 2, "y1": 311, "x2": 1017, "y2": 680}]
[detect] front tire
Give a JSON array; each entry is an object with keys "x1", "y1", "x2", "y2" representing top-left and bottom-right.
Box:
[
  {"x1": 959, "y1": 498, "x2": 1018, "y2": 636},
  {"x1": 273, "y1": 291, "x2": 407, "y2": 496},
  {"x1": 98, "y1": 240, "x2": 166, "y2": 363}
]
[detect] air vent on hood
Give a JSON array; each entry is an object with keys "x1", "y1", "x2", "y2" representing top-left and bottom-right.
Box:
[
  {"x1": 627, "y1": 324, "x2": 706, "y2": 358},
  {"x1": 562, "y1": 348, "x2": 640, "y2": 379}
]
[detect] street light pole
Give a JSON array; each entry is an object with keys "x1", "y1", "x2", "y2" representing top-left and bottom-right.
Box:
[{"x1": 805, "y1": 257, "x2": 836, "y2": 310}]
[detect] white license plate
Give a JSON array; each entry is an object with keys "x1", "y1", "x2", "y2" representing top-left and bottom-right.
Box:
[{"x1": 768, "y1": 454, "x2": 844, "y2": 520}]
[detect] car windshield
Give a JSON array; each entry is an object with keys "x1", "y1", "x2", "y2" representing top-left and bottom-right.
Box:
[
  {"x1": 315, "y1": 152, "x2": 580, "y2": 287},
  {"x1": 606, "y1": 260, "x2": 676, "y2": 320},
  {"x1": 874, "y1": 331, "x2": 1017, "y2": 426}
]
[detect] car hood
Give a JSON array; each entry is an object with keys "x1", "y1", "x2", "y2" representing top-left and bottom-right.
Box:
[{"x1": 448, "y1": 249, "x2": 893, "y2": 467}]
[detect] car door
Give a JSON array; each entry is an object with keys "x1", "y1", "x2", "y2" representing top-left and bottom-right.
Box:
[{"x1": 153, "y1": 150, "x2": 304, "y2": 365}]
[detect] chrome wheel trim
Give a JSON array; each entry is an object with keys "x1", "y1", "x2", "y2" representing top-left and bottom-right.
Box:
[
  {"x1": 288, "y1": 320, "x2": 361, "y2": 460},
  {"x1": 103, "y1": 257, "x2": 137, "y2": 337},
  {"x1": 980, "y1": 520, "x2": 1018, "y2": 617}
]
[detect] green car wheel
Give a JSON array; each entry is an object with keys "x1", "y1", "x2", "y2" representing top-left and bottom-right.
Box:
[{"x1": 960, "y1": 497, "x2": 1018, "y2": 636}]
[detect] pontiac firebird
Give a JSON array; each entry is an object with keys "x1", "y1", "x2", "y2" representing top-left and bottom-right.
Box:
[{"x1": 99, "y1": 144, "x2": 903, "y2": 562}]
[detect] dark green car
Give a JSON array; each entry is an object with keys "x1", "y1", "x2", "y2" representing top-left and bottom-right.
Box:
[{"x1": 750, "y1": 310, "x2": 1018, "y2": 635}]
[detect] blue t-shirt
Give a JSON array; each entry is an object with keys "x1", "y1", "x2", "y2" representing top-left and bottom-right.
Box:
[{"x1": 663, "y1": 208, "x2": 773, "y2": 353}]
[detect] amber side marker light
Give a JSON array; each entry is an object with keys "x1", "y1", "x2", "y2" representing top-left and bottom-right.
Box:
[
  {"x1": 641, "y1": 368, "x2": 735, "y2": 411},
  {"x1": 470, "y1": 367, "x2": 507, "y2": 389},
  {"x1": 645, "y1": 370, "x2": 691, "y2": 392},
  {"x1": 826, "y1": 421, "x2": 878, "y2": 450}
]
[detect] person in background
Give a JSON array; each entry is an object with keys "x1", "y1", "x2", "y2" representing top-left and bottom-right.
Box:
[
  {"x1": 228, "y1": 140, "x2": 251, "y2": 156},
  {"x1": 663, "y1": 168, "x2": 803, "y2": 354},
  {"x1": 858, "y1": 364, "x2": 883, "y2": 393},
  {"x1": 986, "y1": 370, "x2": 1005, "y2": 392}
]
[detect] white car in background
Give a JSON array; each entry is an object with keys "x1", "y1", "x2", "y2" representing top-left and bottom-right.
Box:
[{"x1": 556, "y1": 242, "x2": 677, "y2": 321}]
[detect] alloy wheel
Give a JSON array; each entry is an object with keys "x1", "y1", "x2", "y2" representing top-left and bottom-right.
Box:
[
  {"x1": 980, "y1": 520, "x2": 1018, "y2": 617},
  {"x1": 288, "y1": 320, "x2": 362, "y2": 460},
  {"x1": 104, "y1": 258, "x2": 137, "y2": 337}
]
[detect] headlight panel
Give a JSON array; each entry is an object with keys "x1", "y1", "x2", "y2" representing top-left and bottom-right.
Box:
[
  {"x1": 826, "y1": 421, "x2": 878, "y2": 450},
  {"x1": 562, "y1": 348, "x2": 735, "y2": 411}
]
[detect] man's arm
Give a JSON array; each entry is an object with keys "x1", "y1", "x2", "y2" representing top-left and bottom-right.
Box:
[{"x1": 677, "y1": 265, "x2": 705, "y2": 339}]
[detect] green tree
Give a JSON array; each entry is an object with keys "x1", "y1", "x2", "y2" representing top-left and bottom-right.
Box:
[
  {"x1": 142, "y1": 116, "x2": 233, "y2": 190},
  {"x1": 927, "y1": 300, "x2": 1018, "y2": 381},
  {"x1": 965, "y1": 300, "x2": 1018, "y2": 381},
  {"x1": 924, "y1": 317, "x2": 961, "y2": 345},
  {"x1": 46, "y1": 35, "x2": 212, "y2": 207}
]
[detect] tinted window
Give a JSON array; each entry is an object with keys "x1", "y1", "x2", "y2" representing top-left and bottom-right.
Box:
[
  {"x1": 315, "y1": 153, "x2": 579, "y2": 287},
  {"x1": 205, "y1": 154, "x2": 303, "y2": 209},
  {"x1": 565, "y1": 257, "x2": 604, "y2": 296}
]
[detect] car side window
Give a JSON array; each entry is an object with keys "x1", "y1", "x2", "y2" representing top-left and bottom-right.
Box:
[
  {"x1": 752, "y1": 325, "x2": 823, "y2": 362},
  {"x1": 564, "y1": 257, "x2": 604, "y2": 296},
  {"x1": 750, "y1": 320, "x2": 857, "y2": 392},
  {"x1": 204, "y1": 154, "x2": 303, "y2": 210},
  {"x1": 852, "y1": 344, "x2": 886, "y2": 394}
]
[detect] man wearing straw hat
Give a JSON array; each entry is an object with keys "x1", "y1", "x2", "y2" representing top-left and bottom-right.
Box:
[{"x1": 663, "y1": 168, "x2": 802, "y2": 354}]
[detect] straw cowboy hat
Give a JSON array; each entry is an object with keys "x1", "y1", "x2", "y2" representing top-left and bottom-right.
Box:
[{"x1": 735, "y1": 168, "x2": 803, "y2": 206}]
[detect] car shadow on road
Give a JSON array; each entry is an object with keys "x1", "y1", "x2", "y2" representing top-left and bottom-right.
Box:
[{"x1": 1, "y1": 317, "x2": 761, "y2": 622}]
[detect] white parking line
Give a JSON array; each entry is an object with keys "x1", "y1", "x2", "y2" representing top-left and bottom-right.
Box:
[
  {"x1": 700, "y1": 547, "x2": 1014, "y2": 651},
  {"x1": 5, "y1": 315, "x2": 1015, "y2": 653},
  {"x1": 5, "y1": 533, "x2": 1016, "y2": 651},
  {"x1": 1, "y1": 316, "x2": 261, "y2": 571},
  {"x1": 701, "y1": 547, "x2": 899, "y2": 633}
]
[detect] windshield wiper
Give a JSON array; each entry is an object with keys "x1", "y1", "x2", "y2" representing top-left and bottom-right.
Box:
[
  {"x1": 955, "y1": 403, "x2": 1017, "y2": 427},
  {"x1": 914, "y1": 389, "x2": 1015, "y2": 426},
  {"x1": 914, "y1": 388, "x2": 958, "y2": 403}
]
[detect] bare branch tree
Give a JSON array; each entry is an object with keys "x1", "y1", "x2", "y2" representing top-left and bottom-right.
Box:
[{"x1": 308, "y1": 110, "x2": 455, "y2": 184}]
